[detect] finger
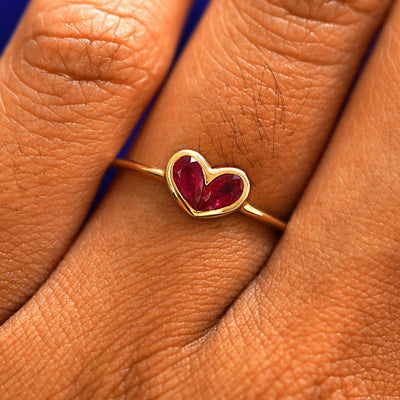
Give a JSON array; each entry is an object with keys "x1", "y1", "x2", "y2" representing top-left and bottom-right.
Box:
[
  {"x1": 208, "y1": 2, "x2": 400, "y2": 397},
  {"x1": 75, "y1": 0, "x2": 391, "y2": 333},
  {"x1": 0, "y1": 0, "x2": 189, "y2": 319}
]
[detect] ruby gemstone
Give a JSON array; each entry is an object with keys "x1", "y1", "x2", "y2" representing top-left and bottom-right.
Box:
[
  {"x1": 173, "y1": 156, "x2": 204, "y2": 209},
  {"x1": 173, "y1": 156, "x2": 245, "y2": 212},
  {"x1": 197, "y1": 174, "x2": 244, "y2": 211}
]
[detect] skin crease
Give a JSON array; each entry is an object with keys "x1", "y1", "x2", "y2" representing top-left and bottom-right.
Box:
[{"x1": 0, "y1": 0, "x2": 399, "y2": 399}]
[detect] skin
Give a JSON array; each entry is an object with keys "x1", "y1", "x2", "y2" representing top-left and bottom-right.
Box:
[{"x1": 0, "y1": 0, "x2": 399, "y2": 398}]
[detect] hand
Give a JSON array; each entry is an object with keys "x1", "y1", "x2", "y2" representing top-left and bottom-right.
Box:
[{"x1": 0, "y1": 0, "x2": 398, "y2": 398}]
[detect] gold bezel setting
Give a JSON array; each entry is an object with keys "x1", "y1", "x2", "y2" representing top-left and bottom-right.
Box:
[{"x1": 166, "y1": 149, "x2": 250, "y2": 219}]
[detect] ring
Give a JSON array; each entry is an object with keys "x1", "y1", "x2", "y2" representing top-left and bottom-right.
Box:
[{"x1": 112, "y1": 149, "x2": 286, "y2": 231}]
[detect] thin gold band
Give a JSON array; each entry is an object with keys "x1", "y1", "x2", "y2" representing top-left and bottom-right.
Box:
[
  {"x1": 112, "y1": 158, "x2": 165, "y2": 181},
  {"x1": 112, "y1": 158, "x2": 287, "y2": 231}
]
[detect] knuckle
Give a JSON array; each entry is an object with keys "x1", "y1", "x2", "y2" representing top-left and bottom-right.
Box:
[
  {"x1": 252, "y1": 0, "x2": 388, "y2": 24},
  {"x1": 187, "y1": 0, "x2": 389, "y2": 201},
  {"x1": 19, "y1": 0, "x2": 168, "y2": 92},
  {"x1": 226, "y1": 0, "x2": 388, "y2": 66},
  {"x1": 194, "y1": 0, "x2": 389, "y2": 172}
]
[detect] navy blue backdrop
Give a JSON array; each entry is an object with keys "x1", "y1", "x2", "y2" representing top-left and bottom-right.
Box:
[{"x1": 0, "y1": 0, "x2": 210, "y2": 207}]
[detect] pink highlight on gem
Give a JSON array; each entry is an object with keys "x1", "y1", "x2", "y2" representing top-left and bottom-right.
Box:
[{"x1": 173, "y1": 156, "x2": 244, "y2": 212}]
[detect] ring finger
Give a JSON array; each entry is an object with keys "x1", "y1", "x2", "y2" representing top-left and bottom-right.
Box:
[{"x1": 93, "y1": 0, "x2": 392, "y2": 327}]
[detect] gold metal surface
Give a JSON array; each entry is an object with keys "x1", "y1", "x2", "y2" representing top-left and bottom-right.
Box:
[
  {"x1": 111, "y1": 151, "x2": 286, "y2": 231},
  {"x1": 111, "y1": 159, "x2": 164, "y2": 180},
  {"x1": 241, "y1": 203, "x2": 286, "y2": 231}
]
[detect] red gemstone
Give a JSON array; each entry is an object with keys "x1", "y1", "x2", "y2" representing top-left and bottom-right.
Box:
[
  {"x1": 197, "y1": 174, "x2": 244, "y2": 211},
  {"x1": 173, "y1": 156, "x2": 245, "y2": 212},
  {"x1": 173, "y1": 156, "x2": 204, "y2": 209}
]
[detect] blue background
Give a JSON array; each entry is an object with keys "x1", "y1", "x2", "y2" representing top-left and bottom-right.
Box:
[{"x1": 0, "y1": 0, "x2": 210, "y2": 207}]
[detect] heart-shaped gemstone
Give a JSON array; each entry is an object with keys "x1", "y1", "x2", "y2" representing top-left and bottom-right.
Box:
[{"x1": 172, "y1": 155, "x2": 245, "y2": 212}]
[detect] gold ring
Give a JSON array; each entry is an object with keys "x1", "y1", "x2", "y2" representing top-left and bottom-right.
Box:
[{"x1": 112, "y1": 149, "x2": 286, "y2": 231}]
